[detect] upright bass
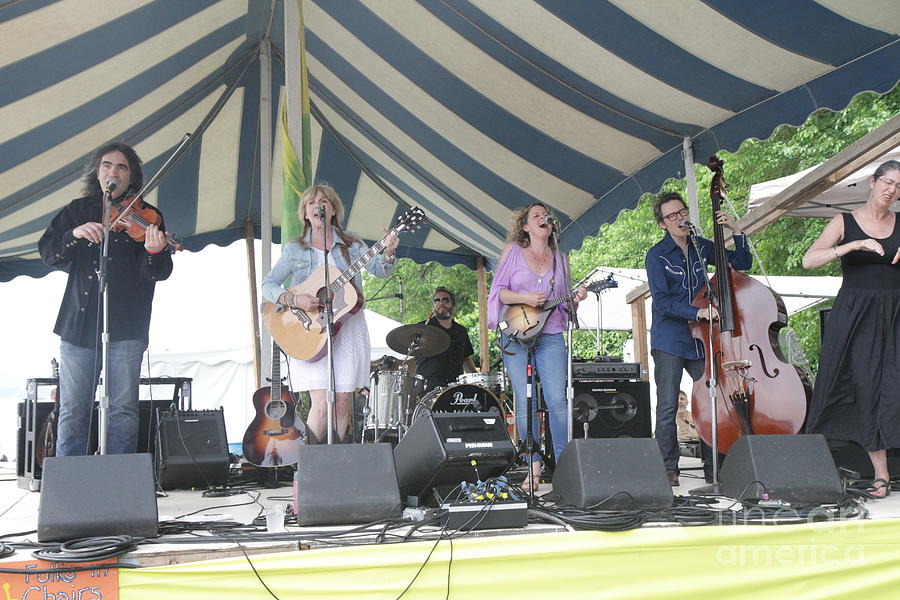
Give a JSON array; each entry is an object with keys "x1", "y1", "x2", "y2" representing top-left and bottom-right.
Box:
[{"x1": 689, "y1": 157, "x2": 810, "y2": 454}]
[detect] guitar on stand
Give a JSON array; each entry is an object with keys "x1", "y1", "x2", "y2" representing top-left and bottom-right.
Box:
[
  {"x1": 498, "y1": 276, "x2": 617, "y2": 342},
  {"x1": 242, "y1": 343, "x2": 304, "y2": 467},
  {"x1": 262, "y1": 207, "x2": 426, "y2": 360}
]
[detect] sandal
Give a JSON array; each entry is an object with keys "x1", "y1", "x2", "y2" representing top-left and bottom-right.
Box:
[
  {"x1": 867, "y1": 478, "x2": 892, "y2": 499},
  {"x1": 521, "y1": 461, "x2": 542, "y2": 492}
]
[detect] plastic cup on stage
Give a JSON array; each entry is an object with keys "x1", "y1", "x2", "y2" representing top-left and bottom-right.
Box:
[{"x1": 265, "y1": 504, "x2": 286, "y2": 533}]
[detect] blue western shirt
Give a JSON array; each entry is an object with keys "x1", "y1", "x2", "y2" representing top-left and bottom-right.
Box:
[{"x1": 645, "y1": 231, "x2": 752, "y2": 359}]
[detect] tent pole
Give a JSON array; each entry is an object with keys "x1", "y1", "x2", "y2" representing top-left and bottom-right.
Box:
[
  {"x1": 683, "y1": 137, "x2": 700, "y2": 233},
  {"x1": 245, "y1": 219, "x2": 262, "y2": 386},
  {"x1": 259, "y1": 38, "x2": 273, "y2": 385},
  {"x1": 629, "y1": 293, "x2": 650, "y2": 382},
  {"x1": 477, "y1": 255, "x2": 489, "y2": 372}
]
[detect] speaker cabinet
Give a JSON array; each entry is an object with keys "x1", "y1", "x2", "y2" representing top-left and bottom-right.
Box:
[
  {"x1": 16, "y1": 400, "x2": 55, "y2": 489},
  {"x1": 394, "y1": 412, "x2": 516, "y2": 504},
  {"x1": 17, "y1": 399, "x2": 175, "y2": 490},
  {"x1": 294, "y1": 443, "x2": 402, "y2": 526},
  {"x1": 721, "y1": 435, "x2": 843, "y2": 504},
  {"x1": 155, "y1": 409, "x2": 229, "y2": 490},
  {"x1": 552, "y1": 438, "x2": 673, "y2": 510},
  {"x1": 38, "y1": 453, "x2": 158, "y2": 542},
  {"x1": 571, "y1": 380, "x2": 651, "y2": 439},
  {"x1": 828, "y1": 439, "x2": 900, "y2": 479}
]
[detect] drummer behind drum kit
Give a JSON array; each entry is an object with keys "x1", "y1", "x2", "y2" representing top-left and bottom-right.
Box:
[{"x1": 364, "y1": 324, "x2": 506, "y2": 442}]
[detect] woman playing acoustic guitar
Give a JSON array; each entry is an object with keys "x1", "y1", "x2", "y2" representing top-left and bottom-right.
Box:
[{"x1": 262, "y1": 185, "x2": 399, "y2": 444}]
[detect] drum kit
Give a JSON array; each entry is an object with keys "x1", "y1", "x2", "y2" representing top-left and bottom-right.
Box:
[{"x1": 364, "y1": 323, "x2": 506, "y2": 442}]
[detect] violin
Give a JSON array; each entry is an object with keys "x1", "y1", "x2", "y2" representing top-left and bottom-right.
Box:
[
  {"x1": 110, "y1": 194, "x2": 183, "y2": 251},
  {"x1": 689, "y1": 156, "x2": 810, "y2": 454}
]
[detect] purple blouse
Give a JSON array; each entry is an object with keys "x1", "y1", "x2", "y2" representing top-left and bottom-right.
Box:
[{"x1": 488, "y1": 243, "x2": 572, "y2": 334}]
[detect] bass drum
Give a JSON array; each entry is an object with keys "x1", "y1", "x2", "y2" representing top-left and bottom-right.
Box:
[{"x1": 413, "y1": 384, "x2": 503, "y2": 422}]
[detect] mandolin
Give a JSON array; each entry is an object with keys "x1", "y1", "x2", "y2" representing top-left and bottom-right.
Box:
[
  {"x1": 499, "y1": 276, "x2": 616, "y2": 342},
  {"x1": 242, "y1": 342, "x2": 304, "y2": 467},
  {"x1": 262, "y1": 207, "x2": 426, "y2": 361}
]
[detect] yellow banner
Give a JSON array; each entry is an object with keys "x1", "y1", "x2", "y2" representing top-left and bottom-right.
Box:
[{"x1": 119, "y1": 519, "x2": 900, "y2": 599}]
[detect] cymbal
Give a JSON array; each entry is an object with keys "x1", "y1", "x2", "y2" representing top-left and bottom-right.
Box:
[{"x1": 386, "y1": 323, "x2": 450, "y2": 358}]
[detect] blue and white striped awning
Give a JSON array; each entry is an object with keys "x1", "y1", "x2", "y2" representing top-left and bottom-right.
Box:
[{"x1": 2, "y1": 0, "x2": 898, "y2": 281}]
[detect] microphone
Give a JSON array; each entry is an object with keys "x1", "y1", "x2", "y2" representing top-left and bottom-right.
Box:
[
  {"x1": 317, "y1": 204, "x2": 326, "y2": 220},
  {"x1": 681, "y1": 220, "x2": 697, "y2": 234},
  {"x1": 398, "y1": 277, "x2": 405, "y2": 315},
  {"x1": 104, "y1": 179, "x2": 118, "y2": 196},
  {"x1": 542, "y1": 215, "x2": 557, "y2": 227}
]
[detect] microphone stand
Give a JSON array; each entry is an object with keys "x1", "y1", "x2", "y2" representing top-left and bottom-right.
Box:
[
  {"x1": 96, "y1": 184, "x2": 115, "y2": 454},
  {"x1": 551, "y1": 224, "x2": 577, "y2": 449},
  {"x1": 320, "y1": 205, "x2": 338, "y2": 444},
  {"x1": 686, "y1": 226, "x2": 723, "y2": 495}
]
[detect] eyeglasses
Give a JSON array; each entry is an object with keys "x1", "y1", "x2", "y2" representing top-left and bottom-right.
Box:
[
  {"x1": 432, "y1": 297, "x2": 451, "y2": 304},
  {"x1": 877, "y1": 176, "x2": 900, "y2": 191},
  {"x1": 663, "y1": 207, "x2": 689, "y2": 222}
]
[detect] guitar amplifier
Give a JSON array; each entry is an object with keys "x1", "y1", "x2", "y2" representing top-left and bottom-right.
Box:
[{"x1": 573, "y1": 362, "x2": 642, "y2": 380}]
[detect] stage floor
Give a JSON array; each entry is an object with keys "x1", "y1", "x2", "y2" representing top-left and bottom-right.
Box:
[{"x1": 4, "y1": 457, "x2": 900, "y2": 599}]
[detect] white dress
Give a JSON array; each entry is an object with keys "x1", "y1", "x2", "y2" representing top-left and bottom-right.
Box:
[{"x1": 286, "y1": 248, "x2": 371, "y2": 393}]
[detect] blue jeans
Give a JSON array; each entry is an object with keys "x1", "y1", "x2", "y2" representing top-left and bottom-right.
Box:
[
  {"x1": 57, "y1": 339, "x2": 146, "y2": 456},
  {"x1": 502, "y1": 332, "x2": 569, "y2": 464},
  {"x1": 652, "y1": 349, "x2": 705, "y2": 473}
]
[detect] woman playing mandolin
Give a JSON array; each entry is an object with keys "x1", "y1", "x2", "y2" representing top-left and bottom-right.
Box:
[
  {"x1": 488, "y1": 203, "x2": 586, "y2": 491},
  {"x1": 262, "y1": 185, "x2": 399, "y2": 444}
]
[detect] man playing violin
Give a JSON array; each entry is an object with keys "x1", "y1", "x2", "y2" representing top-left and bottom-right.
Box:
[
  {"x1": 645, "y1": 192, "x2": 750, "y2": 487},
  {"x1": 38, "y1": 141, "x2": 173, "y2": 456}
]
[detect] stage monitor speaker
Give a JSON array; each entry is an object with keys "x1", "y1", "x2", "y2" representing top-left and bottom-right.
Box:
[
  {"x1": 394, "y1": 412, "x2": 516, "y2": 504},
  {"x1": 571, "y1": 380, "x2": 651, "y2": 439},
  {"x1": 294, "y1": 443, "x2": 401, "y2": 526},
  {"x1": 828, "y1": 439, "x2": 900, "y2": 479},
  {"x1": 38, "y1": 453, "x2": 158, "y2": 542},
  {"x1": 155, "y1": 409, "x2": 229, "y2": 490},
  {"x1": 552, "y1": 438, "x2": 672, "y2": 510},
  {"x1": 721, "y1": 434, "x2": 843, "y2": 504}
]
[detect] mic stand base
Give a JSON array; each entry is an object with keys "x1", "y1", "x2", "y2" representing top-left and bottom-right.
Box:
[{"x1": 690, "y1": 482, "x2": 725, "y2": 497}]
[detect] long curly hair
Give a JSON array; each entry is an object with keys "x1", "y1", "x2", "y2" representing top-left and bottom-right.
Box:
[
  {"x1": 507, "y1": 202, "x2": 557, "y2": 249},
  {"x1": 80, "y1": 142, "x2": 143, "y2": 197},
  {"x1": 296, "y1": 184, "x2": 361, "y2": 249}
]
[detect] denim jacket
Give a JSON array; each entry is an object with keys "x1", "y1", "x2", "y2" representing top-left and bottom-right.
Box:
[
  {"x1": 261, "y1": 230, "x2": 395, "y2": 304},
  {"x1": 645, "y1": 231, "x2": 751, "y2": 359}
]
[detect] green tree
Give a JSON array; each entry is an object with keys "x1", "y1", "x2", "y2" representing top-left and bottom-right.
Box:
[{"x1": 365, "y1": 85, "x2": 899, "y2": 374}]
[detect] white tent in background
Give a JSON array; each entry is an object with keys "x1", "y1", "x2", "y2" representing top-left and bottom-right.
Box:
[
  {"x1": 748, "y1": 145, "x2": 900, "y2": 218},
  {"x1": 146, "y1": 309, "x2": 403, "y2": 446},
  {"x1": 576, "y1": 267, "x2": 841, "y2": 331}
]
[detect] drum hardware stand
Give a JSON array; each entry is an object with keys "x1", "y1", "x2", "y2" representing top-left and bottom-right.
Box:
[{"x1": 686, "y1": 227, "x2": 724, "y2": 496}]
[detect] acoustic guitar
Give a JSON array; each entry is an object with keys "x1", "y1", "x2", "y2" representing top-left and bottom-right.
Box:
[
  {"x1": 263, "y1": 206, "x2": 426, "y2": 361},
  {"x1": 242, "y1": 342, "x2": 304, "y2": 467},
  {"x1": 498, "y1": 276, "x2": 617, "y2": 342}
]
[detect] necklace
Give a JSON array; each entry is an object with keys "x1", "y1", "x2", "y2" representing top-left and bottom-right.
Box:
[{"x1": 527, "y1": 246, "x2": 552, "y2": 284}]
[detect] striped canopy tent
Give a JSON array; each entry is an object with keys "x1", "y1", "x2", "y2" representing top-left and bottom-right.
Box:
[{"x1": 2, "y1": 0, "x2": 899, "y2": 282}]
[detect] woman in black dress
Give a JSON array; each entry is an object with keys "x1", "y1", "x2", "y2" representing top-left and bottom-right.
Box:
[{"x1": 802, "y1": 159, "x2": 900, "y2": 497}]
